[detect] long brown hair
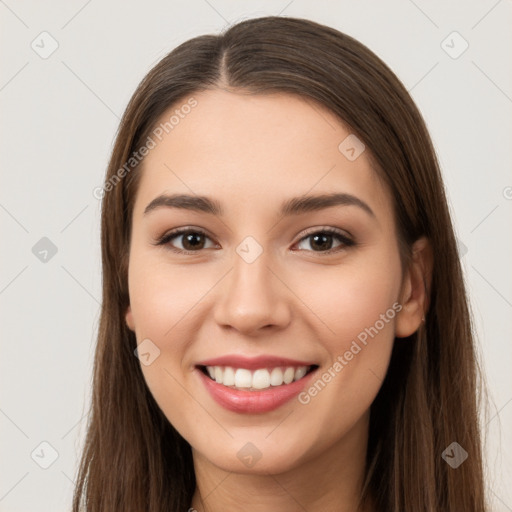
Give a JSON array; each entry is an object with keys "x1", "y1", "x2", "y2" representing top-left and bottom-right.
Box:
[{"x1": 72, "y1": 16, "x2": 488, "y2": 511}]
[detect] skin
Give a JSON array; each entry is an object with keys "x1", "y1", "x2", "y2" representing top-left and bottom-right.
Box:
[{"x1": 125, "y1": 89, "x2": 432, "y2": 512}]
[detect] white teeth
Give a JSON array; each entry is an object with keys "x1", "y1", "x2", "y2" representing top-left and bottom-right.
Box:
[
  {"x1": 283, "y1": 367, "x2": 295, "y2": 384},
  {"x1": 252, "y1": 369, "x2": 270, "y2": 389},
  {"x1": 234, "y1": 368, "x2": 252, "y2": 388},
  {"x1": 269, "y1": 367, "x2": 284, "y2": 386},
  {"x1": 294, "y1": 366, "x2": 307, "y2": 380},
  {"x1": 223, "y1": 366, "x2": 235, "y2": 386},
  {"x1": 204, "y1": 365, "x2": 312, "y2": 391}
]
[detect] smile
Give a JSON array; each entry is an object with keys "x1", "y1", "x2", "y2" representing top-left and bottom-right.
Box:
[
  {"x1": 195, "y1": 359, "x2": 319, "y2": 413},
  {"x1": 200, "y1": 365, "x2": 317, "y2": 391}
]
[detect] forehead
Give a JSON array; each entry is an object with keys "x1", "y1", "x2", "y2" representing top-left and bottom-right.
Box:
[{"x1": 133, "y1": 89, "x2": 392, "y2": 220}]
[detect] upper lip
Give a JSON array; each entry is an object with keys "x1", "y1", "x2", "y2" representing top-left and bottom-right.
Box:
[{"x1": 196, "y1": 354, "x2": 317, "y2": 370}]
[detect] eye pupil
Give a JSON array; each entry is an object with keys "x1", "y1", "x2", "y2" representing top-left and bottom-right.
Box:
[
  {"x1": 183, "y1": 232, "x2": 204, "y2": 250},
  {"x1": 310, "y1": 233, "x2": 333, "y2": 251}
]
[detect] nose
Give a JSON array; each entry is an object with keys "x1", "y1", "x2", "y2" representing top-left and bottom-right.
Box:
[{"x1": 213, "y1": 248, "x2": 291, "y2": 336}]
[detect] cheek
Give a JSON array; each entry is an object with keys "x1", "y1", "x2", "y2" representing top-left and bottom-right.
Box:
[
  {"x1": 126, "y1": 252, "x2": 201, "y2": 396},
  {"x1": 127, "y1": 257, "x2": 201, "y2": 433},
  {"x1": 127, "y1": 250, "x2": 204, "y2": 339},
  {"x1": 306, "y1": 252, "x2": 401, "y2": 348},
  {"x1": 290, "y1": 266, "x2": 400, "y2": 449},
  {"x1": 294, "y1": 249, "x2": 402, "y2": 421}
]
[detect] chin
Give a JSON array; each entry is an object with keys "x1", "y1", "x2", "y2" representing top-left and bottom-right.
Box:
[{"x1": 197, "y1": 439, "x2": 307, "y2": 476}]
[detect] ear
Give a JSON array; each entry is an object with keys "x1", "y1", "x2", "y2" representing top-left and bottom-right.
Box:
[
  {"x1": 125, "y1": 304, "x2": 135, "y2": 332},
  {"x1": 395, "y1": 236, "x2": 433, "y2": 338}
]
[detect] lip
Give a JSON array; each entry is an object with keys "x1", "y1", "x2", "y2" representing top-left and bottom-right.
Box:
[
  {"x1": 196, "y1": 354, "x2": 317, "y2": 370},
  {"x1": 196, "y1": 365, "x2": 318, "y2": 414}
]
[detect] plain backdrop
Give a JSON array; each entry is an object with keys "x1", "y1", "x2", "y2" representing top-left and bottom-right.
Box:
[{"x1": 1, "y1": 1, "x2": 511, "y2": 510}]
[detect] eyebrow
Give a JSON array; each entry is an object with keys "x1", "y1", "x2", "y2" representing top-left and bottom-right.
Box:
[{"x1": 143, "y1": 192, "x2": 375, "y2": 219}]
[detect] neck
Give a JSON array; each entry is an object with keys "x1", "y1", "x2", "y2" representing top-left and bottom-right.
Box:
[{"x1": 189, "y1": 413, "x2": 374, "y2": 512}]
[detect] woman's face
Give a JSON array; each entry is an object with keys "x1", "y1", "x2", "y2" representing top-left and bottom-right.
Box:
[{"x1": 125, "y1": 89, "x2": 414, "y2": 475}]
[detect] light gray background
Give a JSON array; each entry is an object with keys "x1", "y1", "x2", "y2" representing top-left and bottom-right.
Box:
[{"x1": 1, "y1": 1, "x2": 511, "y2": 510}]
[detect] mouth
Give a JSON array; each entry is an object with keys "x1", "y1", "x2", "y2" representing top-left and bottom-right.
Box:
[
  {"x1": 196, "y1": 364, "x2": 319, "y2": 391},
  {"x1": 194, "y1": 354, "x2": 320, "y2": 413}
]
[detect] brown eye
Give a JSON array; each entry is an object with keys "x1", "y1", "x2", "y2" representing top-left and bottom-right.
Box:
[
  {"x1": 157, "y1": 228, "x2": 216, "y2": 253},
  {"x1": 179, "y1": 232, "x2": 207, "y2": 251},
  {"x1": 295, "y1": 228, "x2": 354, "y2": 253}
]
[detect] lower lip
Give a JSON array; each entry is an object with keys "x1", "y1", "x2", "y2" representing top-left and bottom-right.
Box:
[{"x1": 196, "y1": 367, "x2": 317, "y2": 414}]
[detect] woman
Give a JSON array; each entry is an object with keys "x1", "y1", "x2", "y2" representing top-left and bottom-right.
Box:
[{"x1": 73, "y1": 16, "x2": 487, "y2": 511}]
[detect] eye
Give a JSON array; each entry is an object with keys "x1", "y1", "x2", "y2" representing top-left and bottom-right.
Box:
[
  {"x1": 155, "y1": 228, "x2": 217, "y2": 254},
  {"x1": 293, "y1": 227, "x2": 355, "y2": 254},
  {"x1": 155, "y1": 226, "x2": 355, "y2": 255}
]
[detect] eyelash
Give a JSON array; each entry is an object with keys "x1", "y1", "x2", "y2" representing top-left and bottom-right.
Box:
[{"x1": 155, "y1": 226, "x2": 356, "y2": 256}]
